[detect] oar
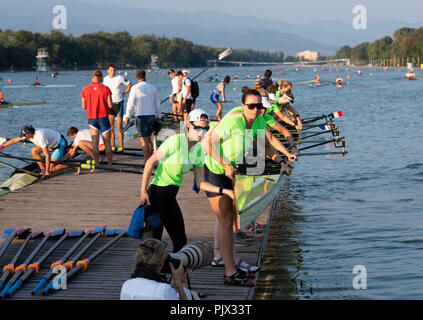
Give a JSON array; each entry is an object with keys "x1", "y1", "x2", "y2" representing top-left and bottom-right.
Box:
[
  {"x1": 0, "y1": 228, "x2": 32, "y2": 261},
  {"x1": 6, "y1": 229, "x2": 86, "y2": 298},
  {"x1": 0, "y1": 160, "x2": 42, "y2": 177},
  {"x1": 302, "y1": 111, "x2": 343, "y2": 124},
  {"x1": 300, "y1": 129, "x2": 339, "y2": 140},
  {"x1": 122, "y1": 119, "x2": 135, "y2": 133},
  {"x1": 159, "y1": 47, "x2": 232, "y2": 105},
  {"x1": 0, "y1": 228, "x2": 65, "y2": 298},
  {"x1": 43, "y1": 228, "x2": 127, "y2": 295},
  {"x1": 297, "y1": 137, "x2": 345, "y2": 152},
  {"x1": 31, "y1": 226, "x2": 104, "y2": 295},
  {"x1": 0, "y1": 151, "x2": 142, "y2": 175},
  {"x1": 0, "y1": 232, "x2": 33, "y2": 291}
]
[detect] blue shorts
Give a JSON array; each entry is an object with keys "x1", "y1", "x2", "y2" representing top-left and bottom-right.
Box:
[
  {"x1": 51, "y1": 137, "x2": 67, "y2": 161},
  {"x1": 136, "y1": 115, "x2": 156, "y2": 137},
  {"x1": 88, "y1": 116, "x2": 111, "y2": 134},
  {"x1": 210, "y1": 92, "x2": 221, "y2": 103}
]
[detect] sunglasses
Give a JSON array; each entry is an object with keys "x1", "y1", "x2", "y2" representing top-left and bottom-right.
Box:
[
  {"x1": 193, "y1": 125, "x2": 209, "y2": 131},
  {"x1": 245, "y1": 103, "x2": 265, "y2": 110}
]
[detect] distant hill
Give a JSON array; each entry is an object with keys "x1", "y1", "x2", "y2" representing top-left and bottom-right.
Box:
[{"x1": 0, "y1": 0, "x2": 420, "y2": 55}]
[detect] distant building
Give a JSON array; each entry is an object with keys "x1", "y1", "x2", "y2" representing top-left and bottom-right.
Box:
[
  {"x1": 296, "y1": 50, "x2": 319, "y2": 61},
  {"x1": 36, "y1": 48, "x2": 49, "y2": 72}
]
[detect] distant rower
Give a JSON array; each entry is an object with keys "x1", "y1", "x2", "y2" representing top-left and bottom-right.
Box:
[
  {"x1": 0, "y1": 88, "x2": 5, "y2": 104},
  {"x1": 32, "y1": 77, "x2": 41, "y2": 86},
  {"x1": 406, "y1": 69, "x2": 416, "y2": 80},
  {"x1": 336, "y1": 76, "x2": 343, "y2": 87},
  {"x1": 315, "y1": 75, "x2": 321, "y2": 85}
]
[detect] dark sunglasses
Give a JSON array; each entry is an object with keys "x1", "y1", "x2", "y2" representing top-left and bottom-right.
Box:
[
  {"x1": 245, "y1": 103, "x2": 264, "y2": 110},
  {"x1": 193, "y1": 125, "x2": 209, "y2": 131}
]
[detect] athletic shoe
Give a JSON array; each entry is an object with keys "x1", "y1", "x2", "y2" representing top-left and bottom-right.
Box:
[
  {"x1": 111, "y1": 146, "x2": 116, "y2": 151},
  {"x1": 236, "y1": 259, "x2": 259, "y2": 273},
  {"x1": 223, "y1": 269, "x2": 256, "y2": 287},
  {"x1": 117, "y1": 147, "x2": 124, "y2": 153}
]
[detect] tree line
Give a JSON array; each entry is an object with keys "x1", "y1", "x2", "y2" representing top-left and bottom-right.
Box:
[
  {"x1": 0, "y1": 29, "x2": 285, "y2": 70},
  {"x1": 335, "y1": 27, "x2": 423, "y2": 65}
]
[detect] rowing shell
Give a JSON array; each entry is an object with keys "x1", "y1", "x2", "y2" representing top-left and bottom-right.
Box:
[
  {"x1": 3, "y1": 85, "x2": 76, "y2": 88},
  {"x1": 234, "y1": 171, "x2": 288, "y2": 230},
  {"x1": 0, "y1": 101, "x2": 47, "y2": 108}
]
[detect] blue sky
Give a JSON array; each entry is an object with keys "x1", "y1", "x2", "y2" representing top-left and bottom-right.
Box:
[{"x1": 80, "y1": 0, "x2": 423, "y2": 24}]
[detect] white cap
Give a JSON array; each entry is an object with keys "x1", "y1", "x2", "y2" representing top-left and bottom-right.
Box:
[
  {"x1": 181, "y1": 69, "x2": 188, "y2": 74},
  {"x1": 188, "y1": 109, "x2": 209, "y2": 122},
  {"x1": 268, "y1": 93, "x2": 276, "y2": 101},
  {"x1": 261, "y1": 96, "x2": 273, "y2": 109}
]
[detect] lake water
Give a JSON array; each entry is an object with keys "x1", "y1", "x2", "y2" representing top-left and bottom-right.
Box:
[{"x1": 1, "y1": 66, "x2": 422, "y2": 299}]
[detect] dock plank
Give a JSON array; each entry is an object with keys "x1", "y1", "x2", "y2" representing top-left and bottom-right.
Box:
[{"x1": 0, "y1": 139, "x2": 273, "y2": 300}]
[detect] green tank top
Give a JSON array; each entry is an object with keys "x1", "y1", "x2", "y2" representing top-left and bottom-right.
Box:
[
  {"x1": 152, "y1": 133, "x2": 204, "y2": 187},
  {"x1": 205, "y1": 107, "x2": 267, "y2": 175}
]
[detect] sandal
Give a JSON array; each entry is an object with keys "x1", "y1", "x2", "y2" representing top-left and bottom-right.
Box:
[
  {"x1": 211, "y1": 257, "x2": 224, "y2": 267},
  {"x1": 236, "y1": 259, "x2": 259, "y2": 273}
]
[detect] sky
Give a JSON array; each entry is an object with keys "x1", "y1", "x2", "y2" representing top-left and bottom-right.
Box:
[{"x1": 80, "y1": 0, "x2": 423, "y2": 24}]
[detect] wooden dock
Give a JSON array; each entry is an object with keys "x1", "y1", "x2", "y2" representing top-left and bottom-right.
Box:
[{"x1": 0, "y1": 138, "x2": 274, "y2": 300}]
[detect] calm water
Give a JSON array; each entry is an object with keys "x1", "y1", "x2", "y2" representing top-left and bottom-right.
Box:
[{"x1": 1, "y1": 66, "x2": 422, "y2": 299}]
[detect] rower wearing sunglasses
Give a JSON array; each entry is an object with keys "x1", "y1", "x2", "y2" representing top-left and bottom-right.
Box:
[
  {"x1": 139, "y1": 109, "x2": 234, "y2": 253},
  {"x1": 201, "y1": 89, "x2": 296, "y2": 286}
]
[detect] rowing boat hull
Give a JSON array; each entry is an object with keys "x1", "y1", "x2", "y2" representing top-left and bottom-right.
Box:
[{"x1": 235, "y1": 171, "x2": 288, "y2": 230}]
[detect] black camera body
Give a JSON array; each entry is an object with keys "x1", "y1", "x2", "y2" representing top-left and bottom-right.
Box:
[{"x1": 161, "y1": 255, "x2": 181, "y2": 274}]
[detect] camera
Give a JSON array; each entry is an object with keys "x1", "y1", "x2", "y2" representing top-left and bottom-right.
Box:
[{"x1": 161, "y1": 241, "x2": 214, "y2": 273}]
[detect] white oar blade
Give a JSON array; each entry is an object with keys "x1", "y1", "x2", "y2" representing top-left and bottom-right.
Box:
[
  {"x1": 219, "y1": 47, "x2": 232, "y2": 60},
  {"x1": 0, "y1": 137, "x2": 7, "y2": 145}
]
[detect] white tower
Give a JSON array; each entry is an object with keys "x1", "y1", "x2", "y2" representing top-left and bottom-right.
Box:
[{"x1": 36, "y1": 48, "x2": 49, "y2": 72}]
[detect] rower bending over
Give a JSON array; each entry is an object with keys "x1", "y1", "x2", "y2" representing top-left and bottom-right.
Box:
[
  {"x1": 210, "y1": 76, "x2": 230, "y2": 120},
  {"x1": 0, "y1": 125, "x2": 68, "y2": 176}
]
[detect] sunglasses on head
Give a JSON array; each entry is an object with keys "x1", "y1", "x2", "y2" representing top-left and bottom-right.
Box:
[{"x1": 245, "y1": 103, "x2": 264, "y2": 110}]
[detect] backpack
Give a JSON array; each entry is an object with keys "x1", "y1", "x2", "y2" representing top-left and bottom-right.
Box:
[{"x1": 185, "y1": 78, "x2": 199, "y2": 99}]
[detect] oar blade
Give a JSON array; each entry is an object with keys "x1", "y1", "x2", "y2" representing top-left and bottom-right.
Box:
[
  {"x1": 219, "y1": 47, "x2": 232, "y2": 60},
  {"x1": 0, "y1": 137, "x2": 6, "y2": 145}
]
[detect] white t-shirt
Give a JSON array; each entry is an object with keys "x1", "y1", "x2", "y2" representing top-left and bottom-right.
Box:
[
  {"x1": 181, "y1": 77, "x2": 193, "y2": 100},
  {"x1": 73, "y1": 129, "x2": 104, "y2": 146},
  {"x1": 103, "y1": 75, "x2": 131, "y2": 103},
  {"x1": 30, "y1": 128, "x2": 61, "y2": 149},
  {"x1": 120, "y1": 278, "x2": 179, "y2": 300},
  {"x1": 171, "y1": 77, "x2": 180, "y2": 95}
]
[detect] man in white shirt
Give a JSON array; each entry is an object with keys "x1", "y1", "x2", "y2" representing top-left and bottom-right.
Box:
[
  {"x1": 178, "y1": 70, "x2": 194, "y2": 121},
  {"x1": 103, "y1": 64, "x2": 132, "y2": 152},
  {"x1": 66, "y1": 127, "x2": 105, "y2": 174},
  {"x1": 124, "y1": 70, "x2": 160, "y2": 163},
  {"x1": 1, "y1": 125, "x2": 68, "y2": 176},
  {"x1": 168, "y1": 69, "x2": 181, "y2": 121}
]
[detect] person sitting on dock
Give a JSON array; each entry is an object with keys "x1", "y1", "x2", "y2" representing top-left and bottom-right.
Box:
[
  {"x1": 66, "y1": 126, "x2": 105, "y2": 174},
  {"x1": 120, "y1": 239, "x2": 188, "y2": 300},
  {"x1": 0, "y1": 125, "x2": 69, "y2": 176}
]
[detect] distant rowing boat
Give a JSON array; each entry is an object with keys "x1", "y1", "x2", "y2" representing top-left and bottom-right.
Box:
[
  {"x1": 3, "y1": 85, "x2": 76, "y2": 88},
  {"x1": 0, "y1": 101, "x2": 47, "y2": 108}
]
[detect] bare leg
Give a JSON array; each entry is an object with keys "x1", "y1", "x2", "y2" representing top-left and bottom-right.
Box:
[
  {"x1": 139, "y1": 136, "x2": 153, "y2": 164},
  {"x1": 31, "y1": 146, "x2": 45, "y2": 172},
  {"x1": 89, "y1": 127, "x2": 100, "y2": 169},
  {"x1": 78, "y1": 140, "x2": 96, "y2": 160},
  {"x1": 109, "y1": 115, "x2": 116, "y2": 148},
  {"x1": 214, "y1": 217, "x2": 239, "y2": 263},
  {"x1": 208, "y1": 195, "x2": 237, "y2": 276},
  {"x1": 116, "y1": 116, "x2": 124, "y2": 148},
  {"x1": 101, "y1": 130, "x2": 113, "y2": 168},
  {"x1": 215, "y1": 102, "x2": 223, "y2": 120}
]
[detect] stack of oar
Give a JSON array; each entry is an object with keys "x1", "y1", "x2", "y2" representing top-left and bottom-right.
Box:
[{"x1": 0, "y1": 226, "x2": 127, "y2": 299}]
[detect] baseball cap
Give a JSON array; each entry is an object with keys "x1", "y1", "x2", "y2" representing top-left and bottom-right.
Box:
[
  {"x1": 20, "y1": 125, "x2": 34, "y2": 137},
  {"x1": 188, "y1": 109, "x2": 209, "y2": 122},
  {"x1": 181, "y1": 69, "x2": 188, "y2": 74},
  {"x1": 261, "y1": 96, "x2": 273, "y2": 109}
]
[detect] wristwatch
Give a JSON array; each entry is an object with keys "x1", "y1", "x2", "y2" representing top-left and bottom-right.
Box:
[{"x1": 218, "y1": 187, "x2": 224, "y2": 195}]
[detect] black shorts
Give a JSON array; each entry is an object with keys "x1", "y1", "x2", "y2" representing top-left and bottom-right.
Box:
[
  {"x1": 109, "y1": 101, "x2": 124, "y2": 117},
  {"x1": 181, "y1": 99, "x2": 194, "y2": 114},
  {"x1": 204, "y1": 165, "x2": 233, "y2": 198}
]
